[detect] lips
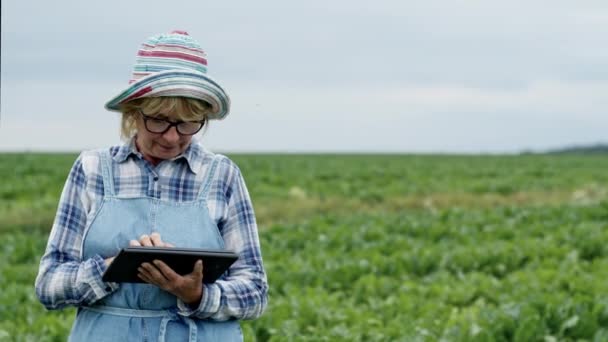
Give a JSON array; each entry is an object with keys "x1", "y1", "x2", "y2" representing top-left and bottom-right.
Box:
[{"x1": 157, "y1": 143, "x2": 177, "y2": 152}]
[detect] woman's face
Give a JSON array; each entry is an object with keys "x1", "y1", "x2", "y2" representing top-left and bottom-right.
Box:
[{"x1": 134, "y1": 111, "x2": 194, "y2": 165}]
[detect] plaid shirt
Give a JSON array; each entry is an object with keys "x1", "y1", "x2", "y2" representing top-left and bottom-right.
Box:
[{"x1": 35, "y1": 139, "x2": 268, "y2": 320}]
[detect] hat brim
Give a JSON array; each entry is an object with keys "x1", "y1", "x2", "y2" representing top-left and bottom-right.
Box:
[{"x1": 104, "y1": 70, "x2": 230, "y2": 120}]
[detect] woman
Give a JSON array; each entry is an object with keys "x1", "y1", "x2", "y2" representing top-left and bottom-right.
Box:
[{"x1": 35, "y1": 30, "x2": 268, "y2": 341}]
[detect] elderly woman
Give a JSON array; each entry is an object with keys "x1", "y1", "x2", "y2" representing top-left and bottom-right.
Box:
[{"x1": 35, "y1": 30, "x2": 268, "y2": 341}]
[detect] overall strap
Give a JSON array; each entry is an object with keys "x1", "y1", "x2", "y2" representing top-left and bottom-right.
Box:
[
  {"x1": 198, "y1": 155, "x2": 221, "y2": 201},
  {"x1": 99, "y1": 149, "x2": 116, "y2": 197}
]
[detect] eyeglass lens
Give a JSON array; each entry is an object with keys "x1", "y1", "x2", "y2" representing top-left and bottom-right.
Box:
[{"x1": 141, "y1": 111, "x2": 204, "y2": 135}]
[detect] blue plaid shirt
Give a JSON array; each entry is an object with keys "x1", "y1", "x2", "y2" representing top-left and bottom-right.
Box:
[{"x1": 35, "y1": 140, "x2": 268, "y2": 320}]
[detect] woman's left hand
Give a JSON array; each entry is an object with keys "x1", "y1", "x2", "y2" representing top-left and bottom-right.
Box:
[
  {"x1": 133, "y1": 233, "x2": 204, "y2": 307},
  {"x1": 138, "y1": 259, "x2": 204, "y2": 307}
]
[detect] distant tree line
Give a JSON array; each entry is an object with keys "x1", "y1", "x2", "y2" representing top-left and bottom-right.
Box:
[{"x1": 522, "y1": 143, "x2": 608, "y2": 155}]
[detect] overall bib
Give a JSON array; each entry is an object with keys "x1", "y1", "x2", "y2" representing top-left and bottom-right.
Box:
[{"x1": 69, "y1": 151, "x2": 242, "y2": 342}]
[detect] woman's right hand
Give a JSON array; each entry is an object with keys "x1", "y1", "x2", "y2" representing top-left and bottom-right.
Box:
[
  {"x1": 104, "y1": 233, "x2": 173, "y2": 267},
  {"x1": 104, "y1": 256, "x2": 116, "y2": 267},
  {"x1": 130, "y1": 232, "x2": 175, "y2": 248}
]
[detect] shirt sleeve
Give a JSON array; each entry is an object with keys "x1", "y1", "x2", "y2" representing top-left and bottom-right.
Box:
[
  {"x1": 34, "y1": 152, "x2": 118, "y2": 309},
  {"x1": 178, "y1": 157, "x2": 268, "y2": 320}
]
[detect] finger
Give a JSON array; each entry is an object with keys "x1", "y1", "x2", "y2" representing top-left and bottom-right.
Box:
[
  {"x1": 137, "y1": 272, "x2": 148, "y2": 283},
  {"x1": 193, "y1": 260, "x2": 204, "y2": 281},
  {"x1": 129, "y1": 240, "x2": 141, "y2": 247},
  {"x1": 141, "y1": 262, "x2": 168, "y2": 283},
  {"x1": 164, "y1": 242, "x2": 175, "y2": 248},
  {"x1": 153, "y1": 260, "x2": 180, "y2": 282},
  {"x1": 150, "y1": 232, "x2": 163, "y2": 247},
  {"x1": 138, "y1": 267, "x2": 162, "y2": 287},
  {"x1": 104, "y1": 257, "x2": 115, "y2": 267},
  {"x1": 139, "y1": 234, "x2": 153, "y2": 246},
  {"x1": 137, "y1": 267, "x2": 154, "y2": 283}
]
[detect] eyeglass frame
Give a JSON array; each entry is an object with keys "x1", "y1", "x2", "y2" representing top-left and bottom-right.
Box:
[{"x1": 138, "y1": 109, "x2": 206, "y2": 136}]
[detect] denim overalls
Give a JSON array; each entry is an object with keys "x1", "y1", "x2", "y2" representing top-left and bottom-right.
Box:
[{"x1": 69, "y1": 150, "x2": 242, "y2": 341}]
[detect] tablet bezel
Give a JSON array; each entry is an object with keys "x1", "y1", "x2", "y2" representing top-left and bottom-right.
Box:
[{"x1": 101, "y1": 246, "x2": 238, "y2": 283}]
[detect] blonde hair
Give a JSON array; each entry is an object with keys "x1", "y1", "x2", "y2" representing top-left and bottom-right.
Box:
[{"x1": 118, "y1": 97, "x2": 213, "y2": 140}]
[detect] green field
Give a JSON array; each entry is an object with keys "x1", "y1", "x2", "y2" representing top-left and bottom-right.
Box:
[{"x1": 2, "y1": 152, "x2": 608, "y2": 341}]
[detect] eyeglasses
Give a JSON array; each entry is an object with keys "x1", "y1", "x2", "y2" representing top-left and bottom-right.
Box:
[{"x1": 139, "y1": 110, "x2": 205, "y2": 135}]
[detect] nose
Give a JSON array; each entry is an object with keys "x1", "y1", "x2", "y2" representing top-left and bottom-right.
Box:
[{"x1": 162, "y1": 126, "x2": 180, "y2": 143}]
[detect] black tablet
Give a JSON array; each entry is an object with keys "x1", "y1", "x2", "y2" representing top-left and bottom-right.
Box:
[{"x1": 102, "y1": 246, "x2": 239, "y2": 283}]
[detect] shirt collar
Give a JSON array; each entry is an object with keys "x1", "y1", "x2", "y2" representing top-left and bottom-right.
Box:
[
  {"x1": 179, "y1": 141, "x2": 203, "y2": 174},
  {"x1": 112, "y1": 137, "x2": 203, "y2": 174},
  {"x1": 112, "y1": 139, "x2": 138, "y2": 163}
]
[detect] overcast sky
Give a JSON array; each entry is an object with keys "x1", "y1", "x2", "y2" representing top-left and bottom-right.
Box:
[{"x1": 2, "y1": 0, "x2": 607, "y2": 153}]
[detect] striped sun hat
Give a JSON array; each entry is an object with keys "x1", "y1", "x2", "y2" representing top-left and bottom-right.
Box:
[{"x1": 105, "y1": 30, "x2": 230, "y2": 120}]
